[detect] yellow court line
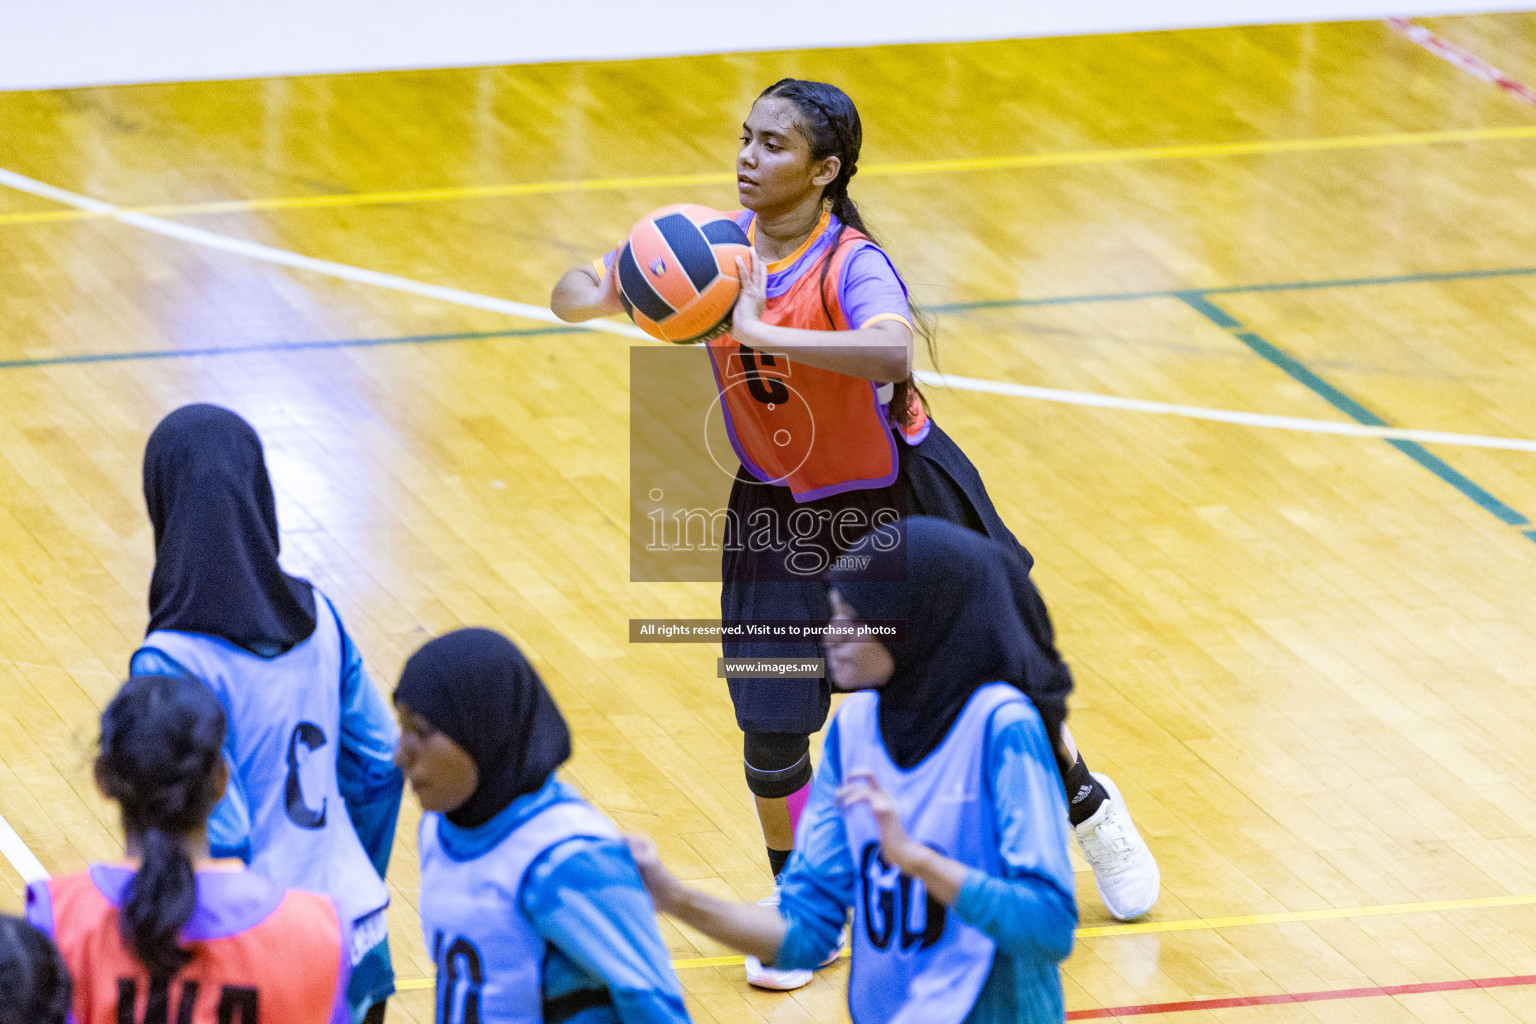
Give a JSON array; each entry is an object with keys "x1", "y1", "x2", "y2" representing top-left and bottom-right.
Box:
[
  {"x1": 0, "y1": 207, "x2": 99, "y2": 225},
  {"x1": 4, "y1": 124, "x2": 1536, "y2": 228},
  {"x1": 1072, "y1": 891, "x2": 1536, "y2": 938},
  {"x1": 0, "y1": 171, "x2": 729, "y2": 226},
  {"x1": 387, "y1": 891, "x2": 1536, "y2": 989}
]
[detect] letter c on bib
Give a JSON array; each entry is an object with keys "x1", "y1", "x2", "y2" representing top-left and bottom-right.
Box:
[{"x1": 284, "y1": 721, "x2": 328, "y2": 829}]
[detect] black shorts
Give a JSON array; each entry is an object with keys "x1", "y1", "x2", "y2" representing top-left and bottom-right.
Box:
[{"x1": 720, "y1": 421, "x2": 1065, "y2": 735}]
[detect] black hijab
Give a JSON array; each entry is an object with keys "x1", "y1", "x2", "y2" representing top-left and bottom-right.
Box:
[
  {"x1": 825, "y1": 516, "x2": 1069, "y2": 770},
  {"x1": 394, "y1": 627, "x2": 573, "y2": 829},
  {"x1": 144, "y1": 404, "x2": 316, "y2": 655}
]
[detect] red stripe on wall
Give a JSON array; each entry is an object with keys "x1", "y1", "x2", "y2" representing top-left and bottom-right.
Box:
[{"x1": 1387, "y1": 18, "x2": 1536, "y2": 107}]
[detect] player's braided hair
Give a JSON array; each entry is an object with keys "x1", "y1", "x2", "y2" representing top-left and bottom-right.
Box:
[
  {"x1": 759, "y1": 79, "x2": 937, "y2": 430},
  {"x1": 97, "y1": 674, "x2": 227, "y2": 989}
]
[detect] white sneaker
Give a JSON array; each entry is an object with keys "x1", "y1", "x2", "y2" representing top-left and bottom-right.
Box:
[
  {"x1": 745, "y1": 887, "x2": 813, "y2": 991},
  {"x1": 818, "y1": 919, "x2": 848, "y2": 968},
  {"x1": 1074, "y1": 772, "x2": 1159, "y2": 921},
  {"x1": 745, "y1": 954, "x2": 813, "y2": 990}
]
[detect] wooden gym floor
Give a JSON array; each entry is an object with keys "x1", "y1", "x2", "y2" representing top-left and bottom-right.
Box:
[{"x1": 5, "y1": 11, "x2": 1536, "y2": 1022}]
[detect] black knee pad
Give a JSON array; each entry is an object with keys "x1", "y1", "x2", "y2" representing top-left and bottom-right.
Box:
[{"x1": 743, "y1": 731, "x2": 812, "y2": 799}]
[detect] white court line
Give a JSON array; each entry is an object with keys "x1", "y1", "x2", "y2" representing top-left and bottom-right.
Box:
[
  {"x1": 916, "y1": 371, "x2": 1536, "y2": 453},
  {"x1": 0, "y1": 168, "x2": 649, "y2": 341},
  {"x1": 0, "y1": 810, "x2": 48, "y2": 884},
  {"x1": 5, "y1": 166, "x2": 1536, "y2": 457},
  {"x1": 0, "y1": 167, "x2": 1534, "y2": 887}
]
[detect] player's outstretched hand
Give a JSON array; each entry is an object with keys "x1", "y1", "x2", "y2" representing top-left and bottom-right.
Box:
[
  {"x1": 835, "y1": 769, "x2": 922, "y2": 870},
  {"x1": 597, "y1": 260, "x2": 624, "y2": 315},
  {"x1": 623, "y1": 834, "x2": 685, "y2": 913},
  {"x1": 551, "y1": 259, "x2": 625, "y2": 322}
]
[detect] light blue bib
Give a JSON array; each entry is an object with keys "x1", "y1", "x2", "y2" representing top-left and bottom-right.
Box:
[
  {"x1": 837, "y1": 682, "x2": 1020, "y2": 1024},
  {"x1": 140, "y1": 593, "x2": 388, "y2": 928},
  {"x1": 417, "y1": 800, "x2": 619, "y2": 1024}
]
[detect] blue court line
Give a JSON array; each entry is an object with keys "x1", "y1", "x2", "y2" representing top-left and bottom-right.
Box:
[
  {"x1": 929, "y1": 263, "x2": 1536, "y2": 313},
  {"x1": 5, "y1": 270, "x2": 1530, "y2": 541},
  {"x1": 929, "y1": 288, "x2": 1177, "y2": 312},
  {"x1": 0, "y1": 324, "x2": 587, "y2": 370},
  {"x1": 6, "y1": 259, "x2": 1536, "y2": 370},
  {"x1": 1179, "y1": 292, "x2": 1535, "y2": 537}
]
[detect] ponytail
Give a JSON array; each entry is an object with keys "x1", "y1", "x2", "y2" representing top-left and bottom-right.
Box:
[
  {"x1": 760, "y1": 78, "x2": 940, "y2": 431},
  {"x1": 123, "y1": 829, "x2": 198, "y2": 982},
  {"x1": 97, "y1": 674, "x2": 226, "y2": 984}
]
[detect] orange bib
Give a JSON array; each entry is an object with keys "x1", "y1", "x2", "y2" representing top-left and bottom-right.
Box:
[
  {"x1": 709, "y1": 228, "x2": 923, "y2": 502},
  {"x1": 42, "y1": 868, "x2": 346, "y2": 1024}
]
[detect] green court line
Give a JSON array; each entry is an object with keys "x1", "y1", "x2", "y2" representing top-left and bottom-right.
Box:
[
  {"x1": 1180, "y1": 292, "x2": 1536, "y2": 540},
  {"x1": 0, "y1": 324, "x2": 587, "y2": 370},
  {"x1": 5, "y1": 260, "x2": 1536, "y2": 371},
  {"x1": 928, "y1": 263, "x2": 1536, "y2": 313}
]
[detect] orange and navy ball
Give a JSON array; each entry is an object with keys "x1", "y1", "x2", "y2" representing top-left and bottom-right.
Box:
[{"x1": 617, "y1": 204, "x2": 751, "y2": 344}]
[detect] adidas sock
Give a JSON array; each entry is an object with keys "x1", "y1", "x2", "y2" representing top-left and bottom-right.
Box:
[{"x1": 1063, "y1": 753, "x2": 1109, "y2": 826}]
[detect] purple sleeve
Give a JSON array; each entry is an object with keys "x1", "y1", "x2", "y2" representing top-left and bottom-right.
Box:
[
  {"x1": 592, "y1": 247, "x2": 618, "y2": 278},
  {"x1": 25, "y1": 880, "x2": 53, "y2": 937},
  {"x1": 838, "y1": 243, "x2": 911, "y2": 329}
]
